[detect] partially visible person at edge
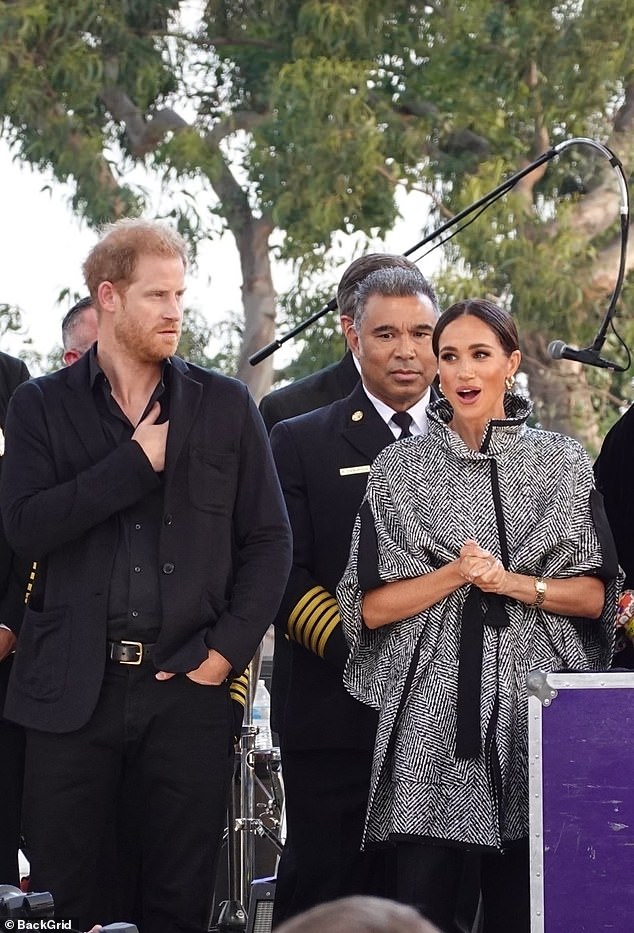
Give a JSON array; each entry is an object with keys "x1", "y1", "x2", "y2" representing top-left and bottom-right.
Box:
[
  {"x1": 269, "y1": 263, "x2": 440, "y2": 926},
  {"x1": 0, "y1": 218, "x2": 292, "y2": 933},
  {"x1": 594, "y1": 405, "x2": 634, "y2": 668},
  {"x1": 61, "y1": 295, "x2": 99, "y2": 366},
  {"x1": 87, "y1": 897, "x2": 441, "y2": 933},
  {"x1": 274, "y1": 895, "x2": 440, "y2": 933},
  {"x1": 0, "y1": 350, "x2": 30, "y2": 887},
  {"x1": 338, "y1": 299, "x2": 619, "y2": 933}
]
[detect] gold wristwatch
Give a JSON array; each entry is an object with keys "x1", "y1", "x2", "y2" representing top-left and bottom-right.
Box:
[{"x1": 533, "y1": 576, "x2": 547, "y2": 607}]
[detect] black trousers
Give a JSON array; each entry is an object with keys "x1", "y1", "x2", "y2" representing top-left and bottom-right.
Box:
[
  {"x1": 396, "y1": 838, "x2": 530, "y2": 933},
  {"x1": 23, "y1": 662, "x2": 234, "y2": 933},
  {"x1": 273, "y1": 748, "x2": 393, "y2": 927},
  {"x1": 0, "y1": 656, "x2": 25, "y2": 886}
]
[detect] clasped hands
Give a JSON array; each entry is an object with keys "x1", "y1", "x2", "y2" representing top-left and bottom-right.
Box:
[{"x1": 457, "y1": 539, "x2": 508, "y2": 594}]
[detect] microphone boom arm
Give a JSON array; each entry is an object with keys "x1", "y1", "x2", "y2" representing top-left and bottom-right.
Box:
[
  {"x1": 248, "y1": 298, "x2": 337, "y2": 366},
  {"x1": 249, "y1": 137, "x2": 630, "y2": 369}
]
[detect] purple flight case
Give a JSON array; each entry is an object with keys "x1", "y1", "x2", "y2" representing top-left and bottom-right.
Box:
[{"x1": 527, "y1": 671, "x2": 634, "y2": 932}]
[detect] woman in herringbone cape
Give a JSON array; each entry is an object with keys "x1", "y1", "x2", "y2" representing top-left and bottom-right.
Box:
[{"x1": 338, "y1": 299, "x2": 620, "y2": 933}]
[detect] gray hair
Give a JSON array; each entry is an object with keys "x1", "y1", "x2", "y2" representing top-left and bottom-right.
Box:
[
  {"x1": 274, "y1": 895, "x2": 440, "y2": 933},
  {"x1": 352, "y1": 266, "x2": 439, "y2": 326}
]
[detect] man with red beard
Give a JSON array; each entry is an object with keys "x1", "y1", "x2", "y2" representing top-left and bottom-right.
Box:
[{"x1": 0, "y1": 219, "x2": 291, "y2": 933}]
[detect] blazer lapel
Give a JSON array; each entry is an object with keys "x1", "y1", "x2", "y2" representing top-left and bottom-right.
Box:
[
  {"x1": 61, "y1": 355, "x2": 112, "y2": 463},
  {"x1": 340, "y1": 383, "x2": 395, "y2": 462},
  {"x1": 164, "y1": 358, "x2": 202, "y2": 489}
]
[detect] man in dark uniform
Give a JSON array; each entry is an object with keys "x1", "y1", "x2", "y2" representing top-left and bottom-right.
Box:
[
  {"x1": 259, "y1": 252, "x2": 430, "y2": 919},
  {"x1": 0, "y1": 350, "x2": 30, "y2": 886},
  {"x1": 260, "y1": 254, "x2": 428, "y2": 734},
  {"x1": 0, "y1": 219, "x2": 291, "y2": 932},
  {"x1": 269, "y1": 263, "x2": 439, "y2": 924}
]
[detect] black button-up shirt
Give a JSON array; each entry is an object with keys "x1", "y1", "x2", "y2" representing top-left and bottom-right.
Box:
[{"x1": 89, "y1": 350, "x2": 171, "y2": 643}]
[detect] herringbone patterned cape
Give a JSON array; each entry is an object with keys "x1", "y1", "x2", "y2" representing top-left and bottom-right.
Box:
[{"x1": 339, "y1": 394, "x2": 617, "y2": 850}]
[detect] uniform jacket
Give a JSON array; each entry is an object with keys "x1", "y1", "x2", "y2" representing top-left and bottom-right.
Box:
[
  {"x1": 259, "y1": 351, "x2": 359, "y2": 734},
  {"x1": 259, "y1": 351, "x2": 358, "y2": 433},
  {"x1": 0, "y1": 353, "x2": 292, "y2": 733},
  {"x1": 340, "y1": 395, "x2": 618, "y2": 849},
  {"x1": 269, "y1": 381, "x2": 436, "y2": 750}
]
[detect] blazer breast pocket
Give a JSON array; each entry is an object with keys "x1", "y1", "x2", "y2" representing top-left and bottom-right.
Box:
[
  {"x1": 188, "y1": 446, "x2": 238, "y2": 514},
  {"x1": 12, "y1": 605, "x2": 71, "y2": 702}
]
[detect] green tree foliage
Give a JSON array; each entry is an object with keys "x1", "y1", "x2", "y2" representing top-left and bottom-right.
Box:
[
  {"x1": 0, "y1": 1, "x2": 633, "y2": 447},
  {"x1": 176, "y1": 308, "x2": 215, "y2": 368}
]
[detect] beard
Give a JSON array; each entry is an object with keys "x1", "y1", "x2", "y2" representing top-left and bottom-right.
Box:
[{"x1": 114, "y1": 310, "x2": 181, "y2": 363}]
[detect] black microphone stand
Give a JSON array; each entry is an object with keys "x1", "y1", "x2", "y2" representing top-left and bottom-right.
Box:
[{"x1": 249, "y1": 137, "x2": 629, "y2": 367}]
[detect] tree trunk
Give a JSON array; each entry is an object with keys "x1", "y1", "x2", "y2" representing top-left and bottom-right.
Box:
[
  {"x1": 233, "y1": 215, "x2": 277, "y2": 403},
  {"x1": 521, "y1": 331, "x2": 603, "y2": 456}
]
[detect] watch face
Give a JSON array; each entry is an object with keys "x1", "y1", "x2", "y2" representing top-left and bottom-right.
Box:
[{"x1": 536, "y1": 580, "x2": 547, "y2": 594}]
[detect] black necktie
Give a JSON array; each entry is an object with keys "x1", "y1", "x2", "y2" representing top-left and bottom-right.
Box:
[{"x1": 392, "y1": 411, "x2": 413, "y2": 439}]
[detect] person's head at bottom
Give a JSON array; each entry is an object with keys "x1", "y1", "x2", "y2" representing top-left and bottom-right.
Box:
[{"x1": 274, "y1": 895, "x2": 440, "y2": 933}]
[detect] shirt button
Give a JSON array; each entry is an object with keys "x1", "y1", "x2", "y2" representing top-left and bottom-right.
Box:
[
  {"x1": 131, "y1": 610, "x2": 139, "y2": 618},
  {"x1": 162, "y1": 562, "x2": 175, "y2": 574},
  {"x1": 134, "y1": 566, "x2": 141, "y2": 573},
  {"x1": 164, "y1": 514, "x2": 173, "y2": 526},
  {"x1": 135, "y1": 523, "x2": 142, "y2": 530}
]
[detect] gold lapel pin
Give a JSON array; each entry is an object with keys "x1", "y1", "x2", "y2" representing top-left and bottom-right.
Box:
[{"x1": 351, "y1": 410, "x2": 364, "y2": 422}]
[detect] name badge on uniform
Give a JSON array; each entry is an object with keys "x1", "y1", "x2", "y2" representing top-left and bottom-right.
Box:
[{"x1": 339, "y1": 465, "x2": 371, "y2": 476}]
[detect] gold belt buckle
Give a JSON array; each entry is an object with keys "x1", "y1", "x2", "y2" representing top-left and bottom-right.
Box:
[{"x1": 120, "y1": 640, "x2": 143, "y2": 665}]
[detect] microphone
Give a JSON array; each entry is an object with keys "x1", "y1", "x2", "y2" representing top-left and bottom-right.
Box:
[{"x1": 548, "y1": 339, "x2": 623, "y2": 371}]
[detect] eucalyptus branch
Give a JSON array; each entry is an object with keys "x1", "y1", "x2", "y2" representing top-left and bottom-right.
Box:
[
  {"x1": 206, "y1": 110, "x2": 269, "y2": 146},
  {"x1": 588, "y1": 225, "x2": 634, "y2": 295},
  {"x1": 99, "y1": 84, "x2": 189, "y2": 157}
]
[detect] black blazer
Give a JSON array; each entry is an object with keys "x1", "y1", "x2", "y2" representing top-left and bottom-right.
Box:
[
  {"x1": 0, "y1": 354, "x2": 292, "y2": 733},
  {"x1": 595, "y1": 406, "x2": 634, "y2": 587},
  {"x1": 0, "y1": 351, "x2": 30, "y2": 637},
  {"x1": 269, "y1": 382, "x2": 436, "y2": 750},
  {"x1": 0, "y1": 351, "x2": 29, "y2": 428},
  {"x1": 259, "y1": 352, "x2": 359, "y2": 432}
]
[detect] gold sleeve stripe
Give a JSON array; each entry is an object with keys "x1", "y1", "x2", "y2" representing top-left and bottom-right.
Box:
[
  {"x1": 24, "y1": 561, "x2": 37, "y2": 605},
  {"x1": 315, "y1": 610, "x2": 341, "y2": 658},
  {"x1": 289, "y1": 587, "x2": 333, "y2": 645},
  {"x1": 306, "y1": 603, "x2": 339, "y2": 656},
  {"x1": 288, "y1": 586, "x2": 341, "y2": 658},
  {"x1": 230, "y1": 669, "x2": 249, "y2": 707},
  {"x1": 295, "y1": 595, "x2": 330, "y2": 648}
]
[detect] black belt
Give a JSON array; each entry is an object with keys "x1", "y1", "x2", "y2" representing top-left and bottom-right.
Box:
[{"x1": 106, "y1": 640, "x2": 156, "y2": 666}]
